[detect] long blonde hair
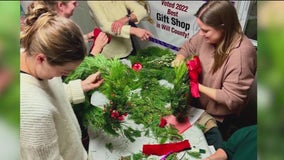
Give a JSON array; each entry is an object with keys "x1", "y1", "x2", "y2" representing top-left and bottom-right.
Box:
[
  {"x1": 195, "y1": 1, "x2": 243, "y2": 73},
  {"x1": 21, "y1": 1, "x2": 86, "y2": 65}
]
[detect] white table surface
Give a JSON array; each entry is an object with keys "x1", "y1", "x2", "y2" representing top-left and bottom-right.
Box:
[
  {"x1": 88, "y1": 120, "x2": 212, "y2": 160},
  {"x1": 89, "y1": 89, "x2": 212, "y2": 159}
]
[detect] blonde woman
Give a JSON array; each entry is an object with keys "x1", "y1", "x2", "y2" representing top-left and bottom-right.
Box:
[{"x1": 20, "y1": 2, "x2": 103, "y2": 159}]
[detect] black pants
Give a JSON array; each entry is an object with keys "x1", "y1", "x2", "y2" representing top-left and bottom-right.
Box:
[
  {"x1": 217, "y1": 114, "x2": 254, "y2": 141},
  {"x1": 204, "y1": 127, "x2": 223, "y2": 149},
  {"x1": 217, "y1": 118, "x2": 239, "y2": 141}
]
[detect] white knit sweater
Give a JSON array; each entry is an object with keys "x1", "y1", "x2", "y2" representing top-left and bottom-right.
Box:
[{"x1": 20, "y1": 73, "x2": 88, "y2": 160}]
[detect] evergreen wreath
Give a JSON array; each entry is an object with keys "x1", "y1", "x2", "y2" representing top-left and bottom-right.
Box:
[{"x1": 65, "y1": 46, "x2": 192, "y2": 143}]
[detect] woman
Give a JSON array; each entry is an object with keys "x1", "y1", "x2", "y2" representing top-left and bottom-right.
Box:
[
  {"x1": 87, "y1": 1, "x2": 153, "y2": 59},
  {"x1": 41, "y1": 0, "x2": 109, "y2": 55},
  {"x1": 20, "y1": 2, "x2": 103, "y2": 159},
  {"x1": 172, "y1": 1, "x2": 256, "y2": 145}
]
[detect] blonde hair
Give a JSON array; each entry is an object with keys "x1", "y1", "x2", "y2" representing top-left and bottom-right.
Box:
[
  {"x1": 21, "y1": 1, "x2": 86, "y2": 65},
  {"x1": 195, "y1": 1, "x2": 243, "y2": 73}
]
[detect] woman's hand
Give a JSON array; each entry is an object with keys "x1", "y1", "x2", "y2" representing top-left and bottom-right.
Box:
[
  {"x1": 171, "y1": 59, "x2": 183, "y2": 67},
  {"x1": 81, "y1": 71, "x2": 104, "y2": 92},
  {"x1": 130, "y1": 27, "x2": 153, "y2": 41},
  {"x1": 90, "y1": 32, "x2": 109, "y2": 55},
  {"x1": 85, "y1": 31, "x2": 94, "y2": 42},
  {"x1": 171, "y1": 54, "x2": 186, "y2": 67},
  {"x1": 111, "y1": 18, "x2": 128, "y2": 35},
  {"x1": 111, "y1": 15, "x2": 134, "y2": 34},
  {"x1": 111, "y1": 20, "x2": 124, "y2": 34}
]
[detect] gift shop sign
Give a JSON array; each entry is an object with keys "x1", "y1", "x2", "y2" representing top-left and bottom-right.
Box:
[
  {"x1": 137, "y1": 1, "x2": 251, "y2": 52},
  {"x1": 138, "y1": 1, "x2": 205, "y2": 51},
  {"x1": 155, "y1": 1, "x2": 198, "y2": 39}
]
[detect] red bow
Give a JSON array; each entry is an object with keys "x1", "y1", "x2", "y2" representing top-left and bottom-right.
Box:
[{"x1": 186, "y1": 56, "x2": 202, "y2": 98}]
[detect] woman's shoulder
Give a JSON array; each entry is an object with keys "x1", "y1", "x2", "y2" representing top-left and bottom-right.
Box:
[
  {"x1": 185, "y1": 33, "x2": 205, "y2": 47},
  {"x1": 21, "y1": 75, "x2": 59, "y2": 114},
  {"x1": 239, "y1": 35, "x2": 256, "y2": 52},
  {"x1": 191, "y1": 32, "x2": 203, "y2": 41},
  {"x1": 21, "y1": 74, "x2": 50, "y2": 97},
  {"x1": 231, "y1": 35, "x2": 256, "y2": 57},
  {"x1": 226, "y1": 36, "x2": 257, "y2": 72}
]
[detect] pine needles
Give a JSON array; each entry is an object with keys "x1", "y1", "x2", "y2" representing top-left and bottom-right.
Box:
[{"x1": 65, "y1": 46, "x2": 190, "y2": 143}]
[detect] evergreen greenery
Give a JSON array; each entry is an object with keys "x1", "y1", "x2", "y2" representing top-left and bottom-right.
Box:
[{"x1": 65, "y1": 46, "x2": 191, "y2": 143}]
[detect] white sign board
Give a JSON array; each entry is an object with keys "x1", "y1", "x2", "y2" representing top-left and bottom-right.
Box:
[{"x1": 137, "y1": 1, "x2": 250, "y2": 52}]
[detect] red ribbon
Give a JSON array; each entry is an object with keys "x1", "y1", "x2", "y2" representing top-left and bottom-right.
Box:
[
  {"x1": 186, "y1": 56, "x2": 202, "y2": 98},
  {"x1": 142, "y1": 140, "x2": 191, "y2": 156}
]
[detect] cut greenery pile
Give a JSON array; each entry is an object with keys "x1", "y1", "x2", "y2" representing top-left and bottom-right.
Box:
[{"x1": 65, "y1": 46, "x2": 191, "y2": 143}]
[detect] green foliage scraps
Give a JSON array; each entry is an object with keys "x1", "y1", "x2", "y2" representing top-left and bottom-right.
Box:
[{"x1": 186, "y1": 151, "x2": 201, "y2": 159}]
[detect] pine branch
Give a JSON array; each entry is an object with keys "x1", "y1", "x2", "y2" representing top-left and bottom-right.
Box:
[{"x1": 65, "y1": 46, "x2": 192, "y2": 143}]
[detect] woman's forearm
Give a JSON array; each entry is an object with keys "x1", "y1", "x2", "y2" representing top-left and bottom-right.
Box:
[{"x1": 199, "y1": 83, "x2": 217, "y2": 101}]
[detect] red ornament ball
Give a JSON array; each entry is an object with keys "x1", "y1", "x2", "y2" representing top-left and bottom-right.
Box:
[{"x1": 132, "y1": 62, "x2": 143, "y2": 71}]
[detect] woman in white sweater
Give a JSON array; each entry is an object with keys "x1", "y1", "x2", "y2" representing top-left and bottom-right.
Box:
[{"x1": 20, "y1": 2, "x2": 103, "y2": 160}]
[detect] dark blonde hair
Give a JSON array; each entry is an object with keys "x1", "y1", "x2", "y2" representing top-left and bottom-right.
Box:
[
  {"x1": 21, "y1": 1, "x2": 86, "y2": 66},
  {"x1": 195, "y1": 1, "x2": 243, "y2": 73}
]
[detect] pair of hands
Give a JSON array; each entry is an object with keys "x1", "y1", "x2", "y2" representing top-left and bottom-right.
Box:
[
  {"x1": 81, "y1": 71, "x2": 104, "y2": 92},
  {"x1": 111, "y1": 15, "x2": 153, "y2": 41}
]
